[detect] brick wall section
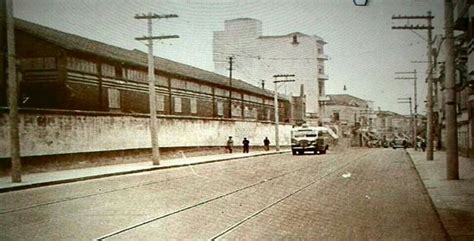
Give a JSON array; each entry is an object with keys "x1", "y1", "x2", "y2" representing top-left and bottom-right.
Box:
[{"x1": 0, "y1": 110, "x2": 292, "y2": 158}]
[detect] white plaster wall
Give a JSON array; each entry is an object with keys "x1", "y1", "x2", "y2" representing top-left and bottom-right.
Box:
[{"x1": 0, "y1": 113, "x2": 291, "y2": 158}]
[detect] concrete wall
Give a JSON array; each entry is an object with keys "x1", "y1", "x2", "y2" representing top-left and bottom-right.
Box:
[{"x1": 0, "y1": 110, "x2": 292, "y2": 158}]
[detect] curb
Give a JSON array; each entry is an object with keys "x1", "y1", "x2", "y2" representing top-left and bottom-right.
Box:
[
  {"x1": 405, "y1": 150, "x2": 452, "y2": 241},
  {"x1": 0, "y1": 150, "x2": 290, "y2": 193}
]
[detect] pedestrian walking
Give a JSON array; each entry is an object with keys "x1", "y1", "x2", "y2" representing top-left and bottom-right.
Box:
[
  {"x1": 263, "y1": 137, "x2": 270, "y2": 151},
  {"x1": 226, "y1": 136, "x2": 234, "y2": 153},
  {"x1": 242, "y1": 137, "x2": 250, "y2": 153},
  {"x1": 420, "y1": 140, "x2": 426, "y2": 152}
]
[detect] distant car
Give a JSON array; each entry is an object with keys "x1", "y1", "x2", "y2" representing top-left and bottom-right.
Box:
[{"x1": 391, "y1": 139, "x2": 406, "y2": 149}]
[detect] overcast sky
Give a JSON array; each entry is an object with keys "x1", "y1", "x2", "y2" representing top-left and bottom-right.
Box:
[{"x1": 14, "y1": 0, "x2": 444, "y2": 115}]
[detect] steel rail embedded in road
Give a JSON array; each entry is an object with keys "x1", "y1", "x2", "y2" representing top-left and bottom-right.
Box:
[
  {"x1": 0, "y1": 153, "x2": 282, "y2": 214},
  {"x1": 94, "y1": 150, "x2": 373, "y2": 240},
  {"x1": 209, "y1": 151, "x2": 373, "y2": 240},
  {"x1": 94, "y1": 162, "x2": 314, "y2": 240}
]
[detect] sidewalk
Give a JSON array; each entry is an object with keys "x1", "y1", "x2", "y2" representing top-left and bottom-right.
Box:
[
  {"x1": 0, "y1": 150, "x2": 289, "y2": 193},
  {"x1": 407, "y1": 149, "x2": 474, "y2": 241}
]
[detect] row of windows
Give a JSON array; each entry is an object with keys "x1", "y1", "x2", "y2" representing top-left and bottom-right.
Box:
[
  {"x1": 107, "y1": 88, "x2": 280, "y2": 120},
  {"x1": 62, "y1": 57, "x2": 281, "y2": 112},
  {"x1": 67, "y1": 57, "x2": 98, "y2": 74},
  {"x1": 20, "y1": 57, "x2": 56, "y2": 70},
  {"x1": 64, "y1": 57, "x2": 274, "y2": 104}
]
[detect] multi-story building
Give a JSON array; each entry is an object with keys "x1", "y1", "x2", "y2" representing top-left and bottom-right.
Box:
[
  {"x1": 323, "y1": 94, "x2": 374, "y2": 140},
  {"x1": 213, "y1": 18, "x2": 328, "y2": 125},
  {"x1": 434, "y1": 0, "x2": 474, "y2": 157}
]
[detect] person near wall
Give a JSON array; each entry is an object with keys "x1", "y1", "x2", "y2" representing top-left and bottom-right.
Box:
[
  {"x1": 243, "y1": 137, "x2": 250, "y2": 153},
  {"x1": 263, "y1": 137, "x2": 270, "y2": 151},
  {"x1": 226, "y1": 136, "x2": 234, "y2": 153}
]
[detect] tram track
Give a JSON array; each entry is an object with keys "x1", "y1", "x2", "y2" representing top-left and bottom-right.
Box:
[
  {"x1": 0, "y1": 153, "x2": 302, "y2": 215},
  {"x1": 95, "y1": 149, "x2": 373, "y2": 240}
]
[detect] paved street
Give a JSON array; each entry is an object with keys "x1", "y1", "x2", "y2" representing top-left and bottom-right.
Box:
[{"x1": 0, "y1": 148, "x2": 447, "y2": 240}]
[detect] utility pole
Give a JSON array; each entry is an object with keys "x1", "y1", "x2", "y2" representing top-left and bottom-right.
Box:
[
  {"x1": 444, "y1": 0, "x2": 459, "y2": 180},
  {"x1": 395, "y1": 70, "x2": 418, "y2": 150},
  {"x1": 392, "y1": 11, "x2": 435, "y2": 160},
  {"x1": 398, "y1": 97, "x2": 414, "y2": 147},
  {"x1": 6, "y1": 0, "x2": 20, "y2": 182},
  {"x1": 228, "y1": 56, "x2": 233, "y2": 118},
  {"x1": 135, "y1": 13, "x2": 178, "y2": 165},
  {"x1": 273, "y1": 74, "x2": 295, "y2": 151}
]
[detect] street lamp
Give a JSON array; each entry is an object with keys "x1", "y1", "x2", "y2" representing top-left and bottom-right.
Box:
[{"x1": 273, "y1": 74, "x2": 295, "y2": 151}]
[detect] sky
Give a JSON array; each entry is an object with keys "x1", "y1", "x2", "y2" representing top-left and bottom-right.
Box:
[{"x1": 14, "y1": 0, "x2": 445, "y2": 115}]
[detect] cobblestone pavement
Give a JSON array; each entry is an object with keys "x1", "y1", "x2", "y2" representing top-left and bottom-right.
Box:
[{"x1": 0, "y1": 148, "x2": 447, "y2": 240}]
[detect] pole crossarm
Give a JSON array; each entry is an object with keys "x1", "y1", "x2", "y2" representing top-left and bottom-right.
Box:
[
  {"x1": 392, "y1": 26, "x2": 434, "y2": 30},
  {"x1": 392, "y1": 15, "x2": 434, "y2": 19},
  {"x1": 135, "y1": 35, "x2": 179, "y2": 41},
  {"x1": 135, "y1": 14, "x2": 178, "y2": 19}
]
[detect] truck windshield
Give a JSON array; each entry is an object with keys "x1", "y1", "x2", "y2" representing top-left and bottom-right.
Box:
[{"x1": 293, "y1": 130, "x2": 317, "y2": 138}]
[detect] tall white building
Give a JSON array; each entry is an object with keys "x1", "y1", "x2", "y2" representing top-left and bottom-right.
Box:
[{"x1": 213, "y1": 18, "x2": 329, "y2": 124}]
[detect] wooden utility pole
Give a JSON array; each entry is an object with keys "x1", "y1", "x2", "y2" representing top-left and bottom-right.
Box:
[
  {"x1": 228, "y1": 56, "x2": 233, "y2": 118},
  {"x1": 135, "y1": 13, "x2": 179, "y2": 165},
  {"x1": 395, "y1": 70, "x2": 418, "y2": 150},
  {"x1": 273, "y1": 74, "x2": 295, "y2": 151},
  {"x1": 6, "y1": 0, "x2": 21, "y2": 182},
  {"x1": 392, "y1": 12, "x2": 435, "y2": 160},
  {"x1": 0, "y1": 0, "x2": 6, "y2": 106},
  {"x1": 398, "y1": 97, "x2": 414, "y2": 146},
  {"x1": 444, "y1": 0, "x2": 459, "y2": 180}
]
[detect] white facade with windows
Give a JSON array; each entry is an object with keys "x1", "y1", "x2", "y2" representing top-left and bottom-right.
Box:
[{"x1": 213, "y1": 18, "x2": 328, "y2": 123}]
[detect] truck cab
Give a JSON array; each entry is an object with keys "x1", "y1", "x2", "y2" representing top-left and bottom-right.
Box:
[{"x1": 290, "y1": 126, "x2": 337, "y2": 155}]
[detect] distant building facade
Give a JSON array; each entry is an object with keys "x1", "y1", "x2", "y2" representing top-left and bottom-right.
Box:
[
  {"x1": 323, "y1": 94, "x2": 375, "y2": 142},
  {"x1": 213, "y1": 18, "x2": 328, "y2": 125},
  {"x1": 374, "y1": 111, "x2": 415, "y2": 140}
]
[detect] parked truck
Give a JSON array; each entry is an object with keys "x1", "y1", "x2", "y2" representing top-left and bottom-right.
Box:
[{"x1": 290, "y1": 125, "x2": 338, "y2": 155}]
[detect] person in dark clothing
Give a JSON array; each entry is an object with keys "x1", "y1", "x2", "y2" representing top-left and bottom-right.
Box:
[
  {"x1": 420, "y1": 140, "x2": 426, "y2": 152},
  {"x1": 242, "y1": 137, "x2": 250, "y2": 153},
  {"x1": 263, "y1": 137, "x2": 270, "y2": 151}
]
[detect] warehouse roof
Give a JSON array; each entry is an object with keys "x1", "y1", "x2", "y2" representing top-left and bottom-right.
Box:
[{"x1": 15, "y1": 18, "x2": 288, "y2": 100}]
